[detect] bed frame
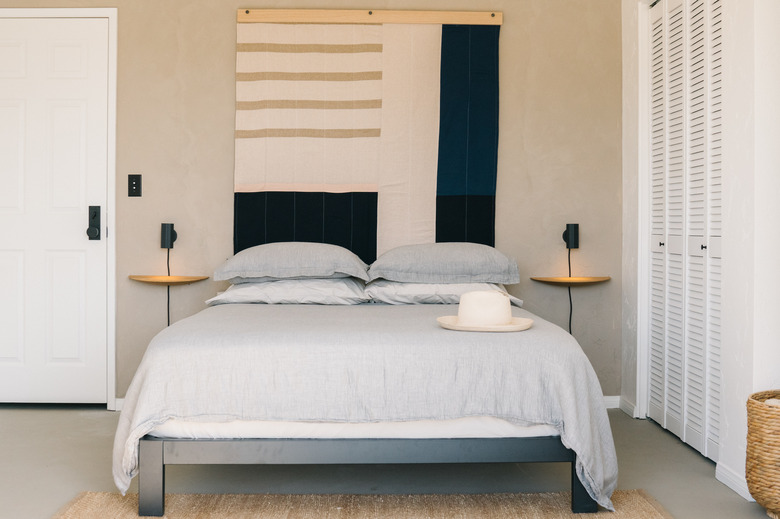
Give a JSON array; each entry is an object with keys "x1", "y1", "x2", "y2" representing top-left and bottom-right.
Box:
[
  {"x1": 135, "y1": 190, "x2": 600, "y2": 516},
  {"x1": 137, "y1": 435, "x2": 599, "y2": 516}
]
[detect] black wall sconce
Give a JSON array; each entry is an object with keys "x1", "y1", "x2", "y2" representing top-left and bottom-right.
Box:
[
  {"x1": 161, "y1": 223, "x2": 177, "y2": 249},
  {"x1": 562, "y1": 223, "x2": 579, "y2": 249}
]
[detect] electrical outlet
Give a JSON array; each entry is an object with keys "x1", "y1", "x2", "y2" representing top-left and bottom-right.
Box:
[{"x1": 128, "y1": 174, "x2": 142, "y2": 197}]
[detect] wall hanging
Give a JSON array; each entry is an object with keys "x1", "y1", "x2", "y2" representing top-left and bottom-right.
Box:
[{"x1": 233, "y1": 9, "x2": 502, "y2": 263}]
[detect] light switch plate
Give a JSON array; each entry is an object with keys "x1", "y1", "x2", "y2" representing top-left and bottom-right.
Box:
[{"x1": 128, "y1": 174, "x2": 142, "y2": 197}]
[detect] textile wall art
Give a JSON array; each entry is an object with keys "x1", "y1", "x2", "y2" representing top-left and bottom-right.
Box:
[{"x1": 233, "y1": 11, "x2": 500, "y2": 263}]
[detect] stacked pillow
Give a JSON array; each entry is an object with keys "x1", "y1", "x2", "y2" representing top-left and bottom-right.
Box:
[
  {"x1": 207, "y1": 241, "x2": 521, "y2": 306},
  {"x1": 209, "y1": 242, "x2": 370, "y2": 305},
  {"x1": 366, "y1": 243, "x2": 521, "y2": 305}
]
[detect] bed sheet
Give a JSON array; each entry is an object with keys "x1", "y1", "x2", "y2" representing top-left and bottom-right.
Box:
[{"x1": 113, "y1": 303, "x2": 617, "y2": 509}]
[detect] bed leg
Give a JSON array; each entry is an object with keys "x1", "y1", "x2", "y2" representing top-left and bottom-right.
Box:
[
  {"x1": 571, "y1": 457, "x2": 599, "y2": 513},
  {"x1": 138, "y1": 438, "x2": 165, "y2": 516}
]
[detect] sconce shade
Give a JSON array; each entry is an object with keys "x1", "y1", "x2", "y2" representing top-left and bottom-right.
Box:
[
  {"x1": 161, "y1": 223, "x2": 177, "y2": 249},
  {"x1": 562, "y1": 223, "x2": 579, "y2": 249}
]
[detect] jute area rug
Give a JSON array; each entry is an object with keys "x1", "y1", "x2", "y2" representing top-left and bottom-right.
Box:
[{"x1": 54, "y1": 490, "x2": 674, "y2": 519}]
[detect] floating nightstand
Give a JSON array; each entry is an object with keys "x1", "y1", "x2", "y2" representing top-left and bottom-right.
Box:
[
  {"x1": 129, "y1": 275, "x2": 209, "y2": 286},
  {"x1": 530, "y1": 276, "x2": 610, "y2": 287},
  {"x1": 129, "y1": 276, "x2": 208, "y2": 326}
]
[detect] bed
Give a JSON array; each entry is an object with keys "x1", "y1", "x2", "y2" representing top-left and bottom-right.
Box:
[{"x1": 113, "y1": 241, "x2": 618, "y2": 516}]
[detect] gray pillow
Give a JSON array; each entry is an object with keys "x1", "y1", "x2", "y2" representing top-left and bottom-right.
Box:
[
  {"x1": 368, "y1": 242, "x2": 519, "y2": 284},
  {"x1": 215, "y1": 242, "x2": 370, "y2": 283}
]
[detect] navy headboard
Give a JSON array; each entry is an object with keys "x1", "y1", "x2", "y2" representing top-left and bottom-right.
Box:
[{"x1": 234, "y1": 191, "x2": 378, "y2": 264}]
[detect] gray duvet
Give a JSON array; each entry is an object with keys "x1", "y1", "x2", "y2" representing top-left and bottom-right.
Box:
[{"x1": 113, "y1": 303, "x2": 617, "y2": 509}]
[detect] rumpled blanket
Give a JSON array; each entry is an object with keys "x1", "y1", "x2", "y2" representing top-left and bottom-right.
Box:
[{"x1": 113, "y1": 303, "x2": 617, "y2": 509}]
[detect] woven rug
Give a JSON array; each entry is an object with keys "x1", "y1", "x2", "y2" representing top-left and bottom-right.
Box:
[{"x1": 54, "y1": 490, "x2": 673, "y2": 518}]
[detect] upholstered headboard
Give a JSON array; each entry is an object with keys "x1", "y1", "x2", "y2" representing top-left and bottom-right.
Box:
[{"x1": 234, "y1": 191, "x2": 378, "y2": 264}]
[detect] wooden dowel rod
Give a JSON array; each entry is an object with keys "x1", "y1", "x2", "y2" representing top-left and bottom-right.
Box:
[{"x1": 237, "y1": 9, "x2": 503, "y2": 26}]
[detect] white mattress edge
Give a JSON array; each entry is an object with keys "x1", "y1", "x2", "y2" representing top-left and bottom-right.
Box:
[{"x1": 149, "y1": 417, "x2": 559, "y2": 440}]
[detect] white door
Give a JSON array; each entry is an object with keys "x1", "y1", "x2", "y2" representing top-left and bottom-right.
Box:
[
  {"x1": 644, "y1": 0, "x2": 722, "y2": 462},
  {"x1": 0, "y1": 14, "x2": 113, "y2": 403}
]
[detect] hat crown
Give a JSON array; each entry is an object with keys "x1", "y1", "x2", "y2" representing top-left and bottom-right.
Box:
[{"x1": 456, "y1": 291, "x2": 512, "y2": 327}]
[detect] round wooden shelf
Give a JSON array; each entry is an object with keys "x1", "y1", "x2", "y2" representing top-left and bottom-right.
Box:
[
  {"x1": 129, "y1": 275, "x2": 209, "y2": 286},
  {"x1": 530, "y1": 276, "x2": 610, "y2": 287}
]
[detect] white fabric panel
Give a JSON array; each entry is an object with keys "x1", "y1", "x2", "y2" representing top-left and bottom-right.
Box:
[
  {"x1": 235, "y1": 23, "x2": 383, "y2": 192},
  {"x1": 234, "y1": 138, "x2": 380, "y2": 190},
  {"x1": 237, "y1": 52, "x2": 383, "y2": 74},
  {"x1": 237, "y1": 23, "x2": 383, "y2": 46},
  {"x1": 150, "y1": 417, "x2": 559, "y2": 440},
  {"x1": 377, "y1": 24, "x2": 441, "y2": 255},
  {"x1": 237, "y1": 107, "x2": 382, "y2": 131},
  {"x1": 237, "y1": 80, "x2": 382, "y2": 103}
]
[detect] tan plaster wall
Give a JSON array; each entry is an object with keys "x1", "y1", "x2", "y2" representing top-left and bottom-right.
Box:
[{"x1": 0, "y1": 0, "x2": 622, "y2": 397}]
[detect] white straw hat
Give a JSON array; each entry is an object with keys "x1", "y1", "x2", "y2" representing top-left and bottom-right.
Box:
[{"x1": 437, "y1": 290, "x2": 533, "y2": 332}]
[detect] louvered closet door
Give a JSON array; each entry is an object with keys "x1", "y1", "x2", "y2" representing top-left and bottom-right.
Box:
[{"x1": 646, "y1": 0, "x2": 722, "y2": 462}]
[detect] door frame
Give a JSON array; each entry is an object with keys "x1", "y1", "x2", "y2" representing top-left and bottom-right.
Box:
[
  {"x1": 0, "y1": 8, "x2": 118, "y2": 409},
  {"x1": 634, "y1": 0, "x2": 651, "y2": 421},
  {"x1": 622, "y1": 0, "x2": 653, "y2": 420}
]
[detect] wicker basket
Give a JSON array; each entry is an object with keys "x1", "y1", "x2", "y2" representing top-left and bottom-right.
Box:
[{"x1": 747, "y1": 390, "x2": 780, "y2": 519}]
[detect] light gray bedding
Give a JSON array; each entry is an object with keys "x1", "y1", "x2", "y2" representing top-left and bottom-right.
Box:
[{"x1": 113, "y1": 303, "x2": 617, "y2": 509}]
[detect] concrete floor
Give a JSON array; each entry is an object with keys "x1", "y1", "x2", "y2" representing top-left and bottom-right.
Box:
[{"x1": 0, "y1": 406, "x2": 767, "y2": 519}]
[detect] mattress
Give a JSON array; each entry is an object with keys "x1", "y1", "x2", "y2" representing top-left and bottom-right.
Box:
[{"x1": 149, "y1": 417, "x2": 560, "y2": 440}]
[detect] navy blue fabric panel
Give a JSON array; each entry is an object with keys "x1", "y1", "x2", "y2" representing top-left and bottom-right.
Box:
[
  {"x1": 233, "y1": 192, "x2": 267, "y2": 253},
  {"x1": 234, "y1": 192, "x2": 377, "y2": 264},
  {"x1": 435, "y1": 195, "x2": 495, "y2": 247},
  {"x1": 437, "y1": 25, "x2": 470, "y2": 197},
  {"x1": 465, "y1": 26, "x2": 500, "y2": 197},
  {"x1": 294, "y1": 192, "x2": 325, "y2": 243},
  {"x1": 348, "y1": 193, "x2": 378, "y2": 264},
  {"x1": 265, "y1": 191, "x2": 296, "y2": 244},
  {"x1": 436, "y1": 195, "x2": 467, "y2": 243},
  {"x1": 464, "y1": 195, "x2": 496, "y2": 246},
  {"x1": 436, "y1": 24, "x2": 500, "y2": 198},
  {"x1": 322, "y1": 193, "x2": 352, "y2": 253}
]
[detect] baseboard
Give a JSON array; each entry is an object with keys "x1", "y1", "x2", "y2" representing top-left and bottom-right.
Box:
[
  {"x1": 716, "y1": 462, "x2": 754, "y2": 501},
  {"x1": 112, "y1": 397, "x2": 124, "y2": 412},
  {"x1": 619, "y1": 396, "x2": 638, "y2": 417}
]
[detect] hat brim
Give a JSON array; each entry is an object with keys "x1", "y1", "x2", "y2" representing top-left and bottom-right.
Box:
[{"x1": 437, "y1": 315, "x2": 533, "y2": 332}]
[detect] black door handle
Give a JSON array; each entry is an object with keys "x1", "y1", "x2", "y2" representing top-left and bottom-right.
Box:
[{"x1": 86, "y1": 205, "x2": 100, "y2": 240}]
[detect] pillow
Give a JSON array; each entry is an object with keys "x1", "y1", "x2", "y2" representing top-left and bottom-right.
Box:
[
  {"x1": 214, "y1": 242, "x2": 369, "y2": 284},
  {"x1": 365, "y1": 280, "x2": 523, "y2": 307},
  {"x1": 368, "y1": 242, "x2": 520, "y2": 284},
  {"x1": 206, "y1": 278, "x2": 369, "y2": 306}
]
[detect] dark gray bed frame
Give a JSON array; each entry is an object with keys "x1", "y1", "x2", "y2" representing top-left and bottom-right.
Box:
[{"x1": 137, "y1": 435, "x2": 599, "y2": 516}]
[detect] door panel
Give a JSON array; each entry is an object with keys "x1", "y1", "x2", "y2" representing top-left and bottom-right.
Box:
[{"x1": 0, "y1": 16, "x2": 109, "y2": 403}]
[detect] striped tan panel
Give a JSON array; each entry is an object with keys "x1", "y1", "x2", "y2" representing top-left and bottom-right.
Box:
[{"x1": 235, "y1": 23, "x2": 383, "y2": 141}]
